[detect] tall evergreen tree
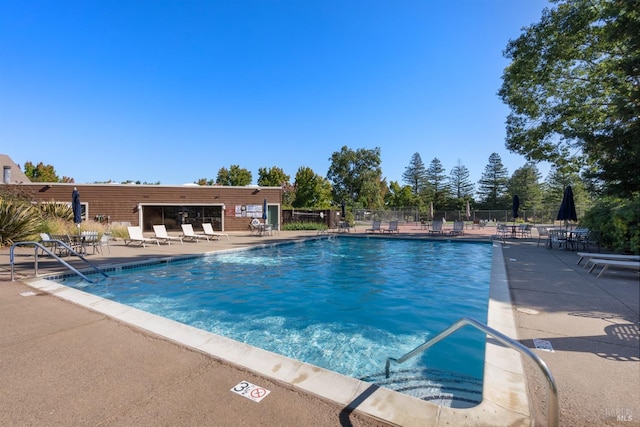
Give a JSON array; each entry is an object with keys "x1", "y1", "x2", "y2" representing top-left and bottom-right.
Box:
[
  {"x1": 477, "y1": 153, "x2": 510, "y2": 208},
  {"x1": 543, "y1": 165, "x2": 590, "y2": 211},
  {"x1": 449, "y1": 160, "x2": 475, "y2": 199},
  {"x1": 507, "y1": 163, "x2": 543, "y2": 217},
  {"x1": 425, "y1": 158, "x2": 448, "y2": 209},
  {"x1": 402, "y1": 153, "x2": 428, "y2": 195}
]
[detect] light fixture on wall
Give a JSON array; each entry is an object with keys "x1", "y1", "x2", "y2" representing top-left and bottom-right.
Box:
[{"x1": 253, "y1": 188, "x2": 261, "y2": 194}]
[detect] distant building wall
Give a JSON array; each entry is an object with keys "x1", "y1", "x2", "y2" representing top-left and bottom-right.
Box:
[{"x1": 8, "y1": 182, "x2": 282, "y2": 232}]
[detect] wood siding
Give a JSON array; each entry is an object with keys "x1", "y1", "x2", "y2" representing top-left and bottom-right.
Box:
[{"x1": 14, "y1": 183, "x2": 282, "y2": 232}]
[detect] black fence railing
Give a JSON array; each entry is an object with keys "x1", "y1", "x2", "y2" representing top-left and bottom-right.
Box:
[{"x1": 281, "y1": 205, "x2": 590, "y2": 227}]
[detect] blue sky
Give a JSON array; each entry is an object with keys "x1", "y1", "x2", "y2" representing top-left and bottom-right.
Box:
[{"x1": 1, "y1": 0, "x2": 551, "y2": 188}]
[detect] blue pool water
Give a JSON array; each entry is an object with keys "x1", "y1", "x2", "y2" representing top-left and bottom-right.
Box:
[{"x1": 63, "y1": 237, "x2": 492, "y2": 406}]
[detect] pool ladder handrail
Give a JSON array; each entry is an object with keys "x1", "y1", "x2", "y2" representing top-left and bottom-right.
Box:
[
  {"x1": 10, "y1": 240, "x2": 108, "y2": 283},
  {"x1": 384, "y1": 317, "x2": 558, "y2": 427}
]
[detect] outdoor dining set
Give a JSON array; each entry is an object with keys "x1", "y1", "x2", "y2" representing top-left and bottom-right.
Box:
[{"x1": 537, "y1": 227, "x2": 601, "y2": 252}]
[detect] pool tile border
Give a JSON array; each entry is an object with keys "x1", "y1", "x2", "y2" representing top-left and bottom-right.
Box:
[{"x1": 25, "y1": 238, "x2": 530, "y2": 426}]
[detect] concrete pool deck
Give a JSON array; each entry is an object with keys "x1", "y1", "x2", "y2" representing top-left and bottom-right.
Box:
[{"x1": 1, "y1": 226, "x2": 639, "y2": 426}]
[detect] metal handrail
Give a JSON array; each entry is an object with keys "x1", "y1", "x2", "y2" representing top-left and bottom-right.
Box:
[
  {"x1": 385, "y1": 317, "x2": 558, "y2": 427},
  {"x1": 10, "y1": 241, "x2": 108, "y2": 283}
]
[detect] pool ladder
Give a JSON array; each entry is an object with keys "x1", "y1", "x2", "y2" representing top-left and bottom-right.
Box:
[
  {"x1": 10, "y1": 241, "x2": 108, "y2": 283},
  {"x1": 385, "y1": 317, "x2": 558, "y2": 427}
]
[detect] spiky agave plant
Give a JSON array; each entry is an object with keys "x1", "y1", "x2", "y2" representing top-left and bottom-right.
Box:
[
  {"x1": 0, "y1": 198, "x2": 41, "y2": 246},
  {"x1": 37, "y1": 201, "x2": 73, "y2": 221}
]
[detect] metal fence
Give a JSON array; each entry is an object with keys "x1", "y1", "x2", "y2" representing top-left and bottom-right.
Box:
[
  {"x1": 352, "y1": 205, "x2": 591, "y2": 225},
  {"x1": 283, "y1": 205, "x2": 590, "y2": 227}
]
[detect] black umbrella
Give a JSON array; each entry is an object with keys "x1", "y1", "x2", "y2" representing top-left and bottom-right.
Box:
[
  {"x1": 341, "y1": 201, "x2": 346, "y2": 218},
  {"x1": 512, "y1": 195, "x2": 520, "y2": 221},
  {"x1": 557, "y1": 186, "x2": 577, "y2": 225},
  {"x1": 72, "y1": 187, "x2": 82, "y2": 226},
  {"x1": 262, "y1": 198, "x2": 268, "y2": 222}
]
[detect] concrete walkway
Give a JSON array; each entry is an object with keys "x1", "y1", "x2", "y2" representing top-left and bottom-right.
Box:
[
  {"x1": 503, "y1": 240, "x2": 639, "y2": 426},
  {"x1": 1, "y1": 227, "x2": 638, "y2": 426}
]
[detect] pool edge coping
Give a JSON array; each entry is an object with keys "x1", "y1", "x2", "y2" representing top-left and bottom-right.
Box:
[{"x1": 24, "y1": 238, "x2": 531, "y2": 427}]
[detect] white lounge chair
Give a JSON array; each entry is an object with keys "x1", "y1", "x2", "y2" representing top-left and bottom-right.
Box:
[
  {"x1": 181, "y1": 223, "x2": 209, "y2": 242},
  {"x1": 587, "y1": 259, "x2": 640, "y2": 278},
  {"x1": 382, "y1": 220, "x2": 400, "y2": 234},
  {"x1": 126, "y1": 226, "x2": 160, "y2": 247},
  {"x1": 365, "y1": 220, "x2": 382, "y2": 233},
  {"x1": 153, "y1": 225, "x2": 183, "y2": 245},
  {"x1": 577, "y1": 252, "x2": 640, "y2": 267},
  {"x1": 202, "y1": 223, "x2": 229, "y2": 240},
  {"x1": 449, "y1": 221, "x2": 464, "y2": 236}
]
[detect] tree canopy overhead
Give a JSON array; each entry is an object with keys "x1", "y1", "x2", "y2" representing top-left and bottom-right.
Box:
[{"x1": 499, "y1": 0, "x2": 640, "y2": 197}]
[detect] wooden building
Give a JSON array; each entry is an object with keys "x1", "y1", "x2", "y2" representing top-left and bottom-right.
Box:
[{"x1": 13, "y1": 182, "x2": 282, "y2": 232}]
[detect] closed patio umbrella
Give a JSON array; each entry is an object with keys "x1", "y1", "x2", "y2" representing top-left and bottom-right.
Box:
[
  {"x1": 557, "y1": 186, "x2": 577, "y2": 227},
  {"x1": 341, "y1": 201, "x2": 346, "y2": 218},
  {"x1": 466, "y1": 200, "x2": 471, "y2": 219},
  {"x1": 72, "y1": 187, "x2": 82, "y2": 228},
  {"x1": 262, "y1": 198, "x2": 268, "y2": 223},
  {"x1": 429, "y1": 201, "x2": 434, "y2": 220},
  {"x1": 512, "y1": 195, "x2": 520, "y2": 222}
]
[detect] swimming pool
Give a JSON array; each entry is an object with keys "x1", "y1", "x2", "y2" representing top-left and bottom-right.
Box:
[{"x1": 62, "y1": 237, "x2": 492, "y2": 406}]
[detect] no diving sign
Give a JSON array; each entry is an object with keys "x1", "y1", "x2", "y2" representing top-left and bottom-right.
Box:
[{"x1": 231, "y1": 381, "x2": 271, "y2": 403}]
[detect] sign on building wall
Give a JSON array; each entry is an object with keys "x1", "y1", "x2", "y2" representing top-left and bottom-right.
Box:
[{"x1": 235, "y1": 204, "x2": 264, "y2": 218}]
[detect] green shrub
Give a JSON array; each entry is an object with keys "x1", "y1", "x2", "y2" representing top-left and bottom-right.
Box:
[
  {"x1": 581, "y1": 194, "x2": 640, "y2": 254},
  {"x1": 282, "y1": 221, "x2": 327, "y2": 231}
]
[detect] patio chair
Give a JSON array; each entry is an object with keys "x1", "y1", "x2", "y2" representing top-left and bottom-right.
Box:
[
  {"x1": 202, "y1": 222, "x2": 229, "y2": 240},
  {"x1": 365, "y1": 220, "x2": 382, "y2": 233},
  {"x1": 536, "y1": 227, "x2": 550, "y2": 247},
  {"x1": 125, "y1": 226, "x2": 160, "y2": 247},
  {"x1": 548, "y1": 228, "x2": 568, "y2": 249},
  {"x1": 51, "y1": 234, "x2": 83, "y2": 256},
  {"x1": 518, "y1": 224, "x2": 532, "y2": 238},
  {"x1": 96, "y1": 232, "x2": 111, "y2": 254},
  {"x1": 181, "y1": 223, "x2": 209, "y2": 242},
  {"x1": 493, "y1": 224, "x2": 508, "y2": 242},
  {"x1": 39, "y1": 233, "x2": 56, "y2": 255},
  {"x1": 249, "y1": 218, "x2": 261, "y2": 236},
  {"x1": 153, "y1": 224, "x2": 183, "y2": 245},
  {"x1": 81, "y1": 230, "x2": 100, "y2": 254},
  {"x1": 382, "y1": 220, "x2": 400, "y2": 234},
  {"x1": 449, "y1": 221, "x2": 464, "y2": 236},
  {"x1": 429, "y1": 220, "x2": 444, "y2": 234}
]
